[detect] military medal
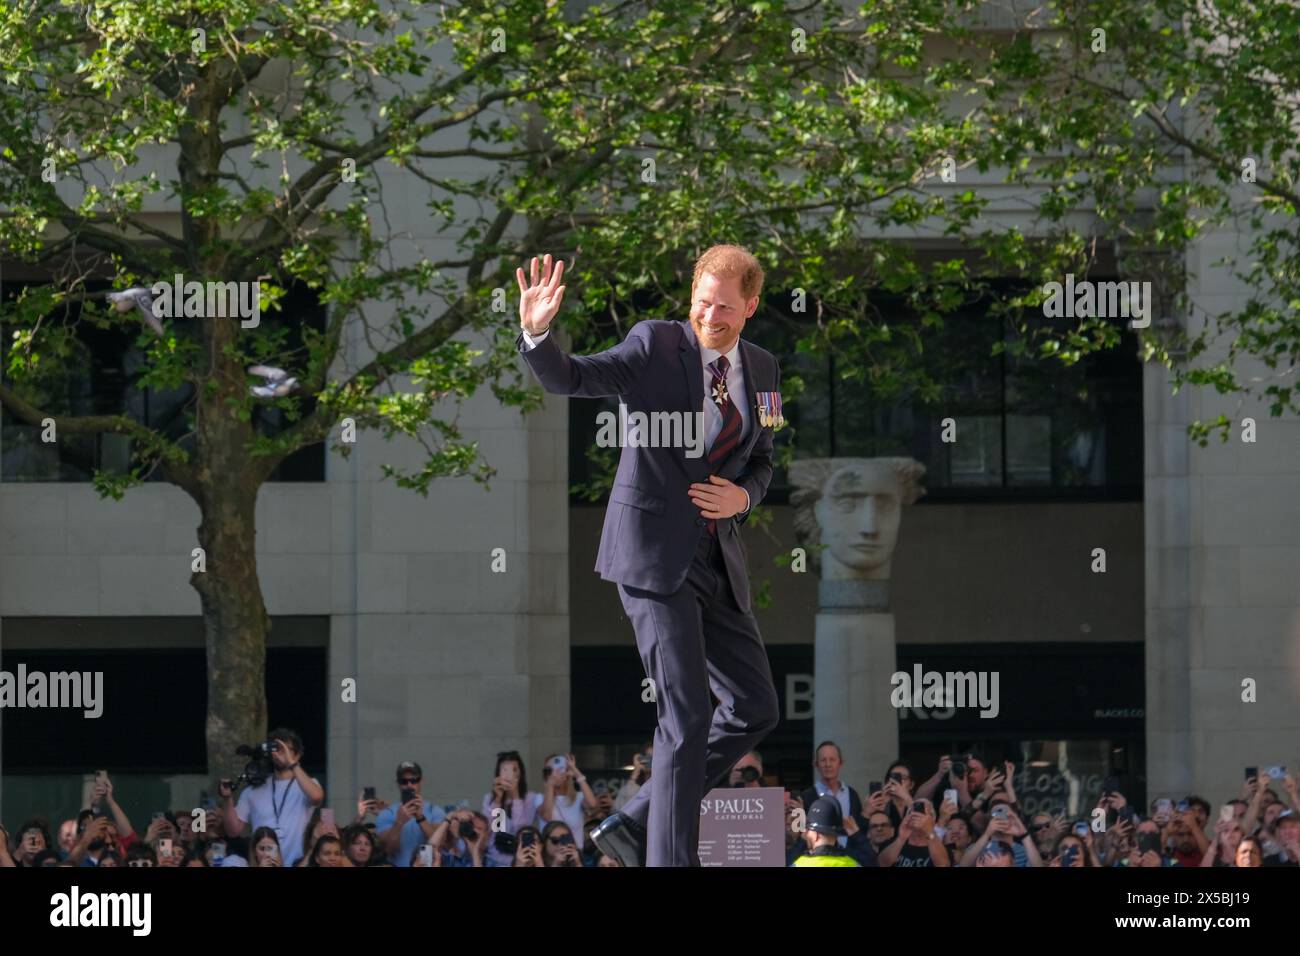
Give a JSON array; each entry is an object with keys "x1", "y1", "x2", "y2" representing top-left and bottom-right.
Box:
[
  {"x1": 756, "y1": 391, "x2": 785, "y2": 429},
  {"x1": 711, "y1": 377, "x2": 729, "y2": 407}
]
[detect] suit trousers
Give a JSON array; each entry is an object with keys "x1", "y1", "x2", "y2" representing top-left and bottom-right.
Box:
[{"x1": 615, "y1": 529, "x2": 781, "y2": 866}]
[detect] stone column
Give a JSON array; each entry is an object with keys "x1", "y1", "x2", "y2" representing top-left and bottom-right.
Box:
[{"x1": 790, "y1": 457, "x2": 925, "y2": 797}]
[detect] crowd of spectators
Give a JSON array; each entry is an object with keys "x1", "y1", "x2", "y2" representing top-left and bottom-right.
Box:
[
  {"x1": 3, "y1": 730, "x2": 1295, "y2": 869},
  {"x1": 785, "y1": 741, "x2": 1300, "y2": 868}
]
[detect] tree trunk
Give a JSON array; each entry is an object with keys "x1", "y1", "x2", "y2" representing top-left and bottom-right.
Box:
[{"x1": 192, "y1": 483, "x2": 270, "y2": 785}]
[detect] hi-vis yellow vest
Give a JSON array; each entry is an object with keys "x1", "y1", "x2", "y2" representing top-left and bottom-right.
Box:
[{"x1": 793, "y1": 852, "x2": 859, "y2": 867}]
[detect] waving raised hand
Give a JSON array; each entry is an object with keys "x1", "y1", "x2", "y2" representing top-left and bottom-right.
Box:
[{"x1": 516, "y1": 253, "x2": 567, "y2": 335}]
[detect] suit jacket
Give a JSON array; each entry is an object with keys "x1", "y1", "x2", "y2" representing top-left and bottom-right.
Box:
[{"x1": 517, "y1": 319, "x2": 779, "y2": 612}]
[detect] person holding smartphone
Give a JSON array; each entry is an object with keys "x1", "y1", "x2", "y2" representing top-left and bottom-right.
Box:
[
  {"x1": 220, "y1": 727, "x2": 323, "y2": 867},
  {"x1": 959, "y1": 802, "x2": 1043, "y2": 867},
  {"x1": 250, "y1": 827, "x2": 282, "y2": 867},
  {"x1": 878, "y1": 798, "x2": 950, "y2": 867},
  {"x1": 481, "y1": 750, "x2": 543, "y2": 867},
  {"x1": 1049, "y1": 833, "x2": 1098, "y2": 867},
  {"x1": 1121, "y1": 819, "x2": 1176, "y2": 867},
  {"x1": 613, "y1": 743, "x2": 654, "y2": 812},
  {"x1": 880, "y1": 762, "x2": 915, "y2": 829},
  {"x1": 540, "y1": 821, "x2": 584, "y2": 867},
  {"x1": 1200, "y1": 817, "x2": 1245, "y2": 867},
  {"x1": 511, "y1": 826, "x2": 544, "y2": 867},
  {"x1": 373, "y1": 760, "x2": 447, "y2": 868},
  {"x1": 537, "y1": 753, "x2": 598, "y2": 851}
]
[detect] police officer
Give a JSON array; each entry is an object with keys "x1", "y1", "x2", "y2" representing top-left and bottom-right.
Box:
[{"x1": 792, "y1": 796, "x2": 860, "y2": 867}]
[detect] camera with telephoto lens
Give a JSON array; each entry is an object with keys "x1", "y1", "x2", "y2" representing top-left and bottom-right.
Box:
[
  {"x1": 732, "y1": 765, "x2": 761, "y2": 787},
  {"x1": 232, "y1": 740, "x2": 280, "y2": 789}
]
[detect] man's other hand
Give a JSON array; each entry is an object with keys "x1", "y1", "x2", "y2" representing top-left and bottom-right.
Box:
[{"x1": 688, "y1": 475, "x2": 747, "y2": 520}]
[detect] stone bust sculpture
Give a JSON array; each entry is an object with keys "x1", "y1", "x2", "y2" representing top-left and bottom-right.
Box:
[{"x1": 790, "y1": 457, "x2": 926, "y2": 581}]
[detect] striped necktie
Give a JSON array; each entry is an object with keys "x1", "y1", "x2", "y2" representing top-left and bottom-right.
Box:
[{"x1": 705, "y1": 355, "x2": 743, "y2": 535}]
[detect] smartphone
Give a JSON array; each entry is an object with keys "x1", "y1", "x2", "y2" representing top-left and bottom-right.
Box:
[
  {"x1": 1118, "y1": 806, "x2": 1135, "y2": 823},
  {"x1": 1137, "y1": 832, "x2": 1159, "y2": 855},
  {"x1": 363, "y1": 786, "x2": 377, "y2": 801},
  {"x1": 520, "y1": 830, "x2": 536, "y2": 848},
  {"x1": 1268, "y1": 765, "x2": 1287, "y2": 780},
  {"x1": 400, "y1": 788, "x2": 417, "y2": 805},
  {"x1": 1176, "y1": 800, "x2": 1190, "y2": 813},
  {"x1": 911, "y1": 800, "x2": 926, "y2": 813},
  {"x1": 1060, "y1": 845, "x2": 1078, "y2": 867},
  {"x1": 159, "y1": 838, "x2": 173, "y2": 859},
  {"x1": 868, "y1": 781, "x2": 883, "y2": 795},
  {"x1": 1245, "y1": 766, "x2": 1258, "y2": 781},
  {"x1": 991, "y1": 805, "x2": 1010, "y2": 820},
  {"x1": 1101, "y1": 775, "x2": 1119, "y2": 795},
  {"x1": 152, "y1": 811, "x2": 166, "y2": 822},
  {"x1": 1155, "y1": 799, "x2": 1172, "y2": 814},
  {"x1": 321, "y1": 808, "x2": 335, "y2": 828},
  {"x1": 550, "y1": 756, "x2": 568, "y2": 773},
  {"x1": 1220, "y1": 805, "x2": 1235, "y2": 822},
  {"x1": 943, "y1": 788, "x2": 959, "y2": 806},
  {"x1": 1073, "y1": 821, "x2": 1090, "y2": 837},
  {"x1": 418, "y1": 844, "x2": 434, "y2": 866}
]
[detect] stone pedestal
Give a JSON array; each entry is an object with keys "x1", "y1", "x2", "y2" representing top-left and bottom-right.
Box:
[
  {"x1": 790, "y1": 457, "x2": 925, "y2": 797},
  {"x1": 814, "y1": 594, "x2": 898, "y2": 795}
]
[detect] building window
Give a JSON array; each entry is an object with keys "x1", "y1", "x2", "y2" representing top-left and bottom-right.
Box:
[{"x1": 568, "y1": 280, "x2": 1143, "y2": 503}]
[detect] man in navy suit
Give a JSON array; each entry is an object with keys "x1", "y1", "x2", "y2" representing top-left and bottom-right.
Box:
[{"x1": 515, "y1": 246, "x2": 782, "y2": 866}]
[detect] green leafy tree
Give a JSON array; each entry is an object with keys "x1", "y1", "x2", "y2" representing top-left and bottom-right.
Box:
[{"x1": 0, "y1": 0, "x2": 995, "y2": 778}]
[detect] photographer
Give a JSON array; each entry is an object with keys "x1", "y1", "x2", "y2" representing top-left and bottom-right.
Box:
[
  {"x1": 427, "y1": 808, "x2": 489, "y2": 867},
  {"x1": 373, "y1": 760, "x2": 447, "y2": 868},
  {"x1": 728, "y1": 750, "x2": 765, "y2": 788},
  {"x1": 917, "y1": 753, "x2": 976, "y2": 811},
  {"x1": 220, "y1": 727, "x2": 323, "y2": 867}
]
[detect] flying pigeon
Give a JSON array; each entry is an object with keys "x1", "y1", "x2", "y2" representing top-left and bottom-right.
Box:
[
  {"x1": 105, "y1": 287, "x2": 164, "y2": 336},
  {"x1": 247, "y1": 364, "x2": 299, "y2": 399}
]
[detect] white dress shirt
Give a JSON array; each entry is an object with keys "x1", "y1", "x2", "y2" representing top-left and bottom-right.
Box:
[{"x1": 521, "y1": 325, "x2": 752, "y2": 513}]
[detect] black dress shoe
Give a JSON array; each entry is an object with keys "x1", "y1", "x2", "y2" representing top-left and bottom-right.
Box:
[{"x1": 591, "y1": 812, "x2": 646, "y2": 867}]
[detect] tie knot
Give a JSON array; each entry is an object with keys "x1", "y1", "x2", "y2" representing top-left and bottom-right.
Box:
[{"x1": 710, "y1": 355, "x2": 730, "y2": 378}]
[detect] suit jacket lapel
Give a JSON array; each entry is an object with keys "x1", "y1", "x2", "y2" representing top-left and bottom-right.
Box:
[
  {"x1": 679, "y1": 322, "x2": 708, "y2": 479},
  {"x1": 678, "y1": 320, "x2": 705, "y2": 414}
]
